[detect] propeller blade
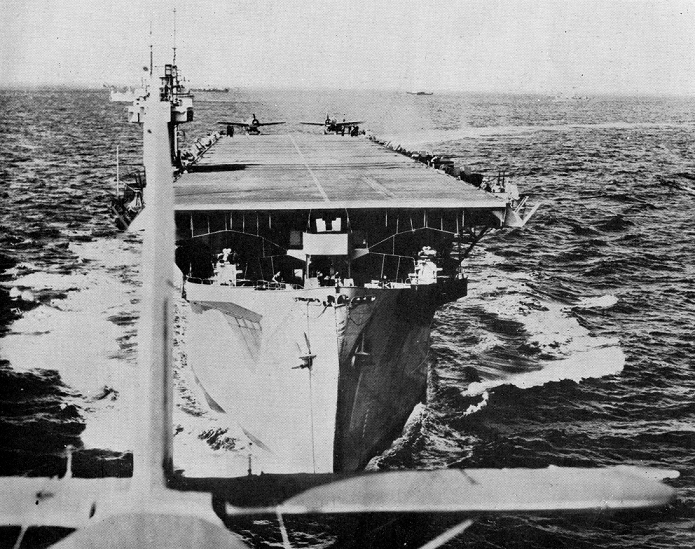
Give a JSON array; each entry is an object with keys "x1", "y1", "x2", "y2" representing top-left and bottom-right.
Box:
[{"x1": 304, "y1": 332, "x2": 312, "y2": 354}]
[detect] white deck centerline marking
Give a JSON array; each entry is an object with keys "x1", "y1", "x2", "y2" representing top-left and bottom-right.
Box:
[
  {"x1": 363, "y1": 176, "x2": 397, "y2": 198},
  {"x1": 289, "y1": 134, "x2": 330, "y2": 202}
]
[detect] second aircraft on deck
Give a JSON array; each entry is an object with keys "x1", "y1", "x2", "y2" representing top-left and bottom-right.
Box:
[
  {"x1": 301, "y1": 114, "x2": 364, "y2": 135},
  {"x1": 218, "y1": 114, "x2": 285, "y2": 135}
]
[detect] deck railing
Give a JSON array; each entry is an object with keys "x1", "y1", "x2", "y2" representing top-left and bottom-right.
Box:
[{"x1": 185, "y1": 276, "x2": 302, "y2": 291}]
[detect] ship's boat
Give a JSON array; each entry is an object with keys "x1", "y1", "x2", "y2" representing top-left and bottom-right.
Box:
[
  {"x1": 109, "y1": 170, "x2": 145, "y2": 230},
  {"x1": 191, "y1": 87, "x2": 230, "y2": 92}
]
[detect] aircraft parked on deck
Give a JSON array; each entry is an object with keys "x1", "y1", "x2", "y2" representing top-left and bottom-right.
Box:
[
  {"x1": 301, "y1": 114, "x2": 365, "y2": 135},
  {"x1": 218, "y1": 114, "x2": 285, "y2": 135}
]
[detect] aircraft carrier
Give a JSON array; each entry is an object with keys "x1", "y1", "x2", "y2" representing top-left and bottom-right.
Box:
[{"x1": 172, "y1": 123, "x2": 531, "y2": 475}]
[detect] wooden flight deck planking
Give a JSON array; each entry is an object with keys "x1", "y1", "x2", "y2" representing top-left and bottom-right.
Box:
[{"x1": 174, "y1": 134, "x2": 506, "y2": 211}]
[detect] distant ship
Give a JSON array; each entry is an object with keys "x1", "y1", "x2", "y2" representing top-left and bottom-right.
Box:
[
  {"x1": 551, "y1": 92, "x2": 591, "y2": 102},
  {"x1": 191, "y1": 87, "x2": 230, "y2": 92},
  {"x1": 108, "y1": 86, "x2": 147, "y2": 103},
  {"x1": 406, "y1": 91, "x2": 434, "y2": 96}
]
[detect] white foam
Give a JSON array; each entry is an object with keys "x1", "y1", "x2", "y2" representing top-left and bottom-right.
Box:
[
  {"x1": 2, "y1": 307, "x2": 130, "y2": 394},
  {"x1": 576, "y1": 295, "x2": 619, "y2": 309},
  {"x1": 3, "y1": 271, "x2": 96, "y2": 293},
  {"x1": 0, "y1": 238, "x2": 143, "y2": 453},
  {"x1": 380, "y1": 122, "x2": 689, "y2": 151},
  {"x1": 79, "y1": 384, "x2": 136, "y2": 451},
  {"x1": 459, "y1": 253, "x2": 625, "y2": 397},
  {"x1": 379, "y1": 126, "x2": 532, "y2": 150},
  {"x1": 462, "y1": 390, "x2": 490, "y2": 415},
  {"x1": 2, "y1": 262, "x2": 40, "y2": 277},
  {"x1": 1, "y1": 297, "x2": 140, "y2": 452},
  {"x1": 464, "y1": 344, "x2": 624, "y2": 396},
  {"x1": 172, "y1": 411, "x2": 253, "y2": 477},
  {"x1": 68, "y1": 238, "x2": 142, "y2": 268}
]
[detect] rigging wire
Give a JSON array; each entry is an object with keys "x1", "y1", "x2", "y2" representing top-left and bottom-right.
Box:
[{"x1": 304, "y1": 302, "x2": 317, "y2": 474}]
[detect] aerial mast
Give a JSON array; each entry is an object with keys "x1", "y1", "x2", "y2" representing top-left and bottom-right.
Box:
[
  {"x1": 172, "y1": 7, "x2": 177, "y2": 67},
  {"x1": 149, "y1": 21, "x2": 153, "y2": 77}
]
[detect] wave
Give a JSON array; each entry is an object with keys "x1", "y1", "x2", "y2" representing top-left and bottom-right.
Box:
[
  {"x1": 463, "y1": 345, "x2": 624, "y2": 396},
  {"x1": 367, "y1": 402, "x2": 477, "y2": 470},
  {"x1": 0, "y1": 238, "x2": 141, "y2": 453},
  {"x1": 440, "y1": 253, "x2": 625, "y2": 402},
  {"x1": 576, "y1": 295, "x2": 619, "y2": 309}
]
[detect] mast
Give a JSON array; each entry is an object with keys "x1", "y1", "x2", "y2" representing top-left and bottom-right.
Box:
[
  {"x1": 149, "y1": 21, "x2": 153, "y2": 77},
  {"x1": 172, "y1": 7, "x2": 177, "y2": 67}
]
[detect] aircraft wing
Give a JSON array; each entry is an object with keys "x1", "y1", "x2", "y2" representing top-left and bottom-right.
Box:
[
  {"x1": 217, "y1": 121, "x2": 250, "y2": 127},
  {"x1": 0, "y1": 477, "x2": 131, "y2": 528},
  {"x1": 0, "y1": 466, "x2": 677, "y2": 540},
  {"x1": 300, "y1": 122, "x2": 327, "y2": 126},
  {"x1": 340, "y1": 120, "x2": 364, "y2": 126},
  {"x1": 256, "y1": 121, "x2": 286, "y2": 127},
  {"x1": 260, "y1": 466, "x2": 677, "y2": 515}
]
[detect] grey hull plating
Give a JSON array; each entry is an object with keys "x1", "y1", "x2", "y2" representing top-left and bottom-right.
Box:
[
  {"x1": 186, "y1": 277, "x2": 466, "y2": 474},
  {"x1": 335, "y1": 280, "x2": 467, "y2": 471}
]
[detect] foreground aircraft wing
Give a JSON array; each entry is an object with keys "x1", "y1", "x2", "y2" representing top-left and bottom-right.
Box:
[
  {"x1": 340, "y1": 120, "x2": 364, "y2": 126},
  {"x1": 243, "y1": 466, "x2": 678, "y2": 515},
  {"x1": 0, "y1": 477, "x2": 131, "y2": 528},
  {"x1": 300, "y1": 122, "x2": 328, "y2": 126},
  {"x1": 0, "y1": 466, "x2": 677, "y2": 529},
  {"x1": 0, "y1": 466, "x2": 677, "y2": 549},
  {"x1": 256, "y1": 121, "x2": 286, "y2": 126}
]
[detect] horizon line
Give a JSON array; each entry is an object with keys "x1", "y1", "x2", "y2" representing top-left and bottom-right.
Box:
[{"x1": 1, "y1": 83, "x2": 694, "y2": 99}]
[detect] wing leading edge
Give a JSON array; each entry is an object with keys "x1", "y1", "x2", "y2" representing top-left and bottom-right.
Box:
[{"x1": 229, "y1": 466, "x2": 679, "y2": 515}]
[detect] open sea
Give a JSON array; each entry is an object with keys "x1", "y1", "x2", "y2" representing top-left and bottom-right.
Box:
[{"x1": 0, "y1": 88, "x2": 693, "y2": 548}]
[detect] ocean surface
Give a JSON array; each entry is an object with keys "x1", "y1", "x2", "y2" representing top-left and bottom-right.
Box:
[{"x1": 0, "y1": 88, "x2": 693, "y2": 548}]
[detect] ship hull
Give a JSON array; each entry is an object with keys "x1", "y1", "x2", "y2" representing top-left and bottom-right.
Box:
[{"x1": 185, "y1": 279, "x2": 466, "y2": 475}]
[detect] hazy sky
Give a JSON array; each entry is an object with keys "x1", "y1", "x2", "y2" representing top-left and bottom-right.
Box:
[{"x1": 2, "y1": 0, "x2": 694, "y2": 94}]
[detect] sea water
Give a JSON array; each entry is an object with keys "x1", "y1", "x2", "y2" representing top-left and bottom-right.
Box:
[{"x1": 0, "y1": 88, "x2": 693, "y2": 547}]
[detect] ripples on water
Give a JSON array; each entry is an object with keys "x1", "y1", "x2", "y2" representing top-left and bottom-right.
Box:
[{"x1": 0, "y1": 89, "x2": 693, "y2": 547}]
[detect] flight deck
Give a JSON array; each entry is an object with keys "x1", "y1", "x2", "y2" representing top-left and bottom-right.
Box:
[{"x1": 174, "y1": 134, "x2": 506, "y2": 211}]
